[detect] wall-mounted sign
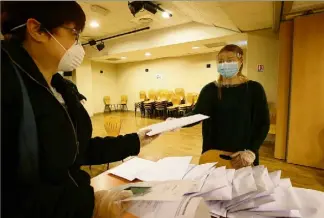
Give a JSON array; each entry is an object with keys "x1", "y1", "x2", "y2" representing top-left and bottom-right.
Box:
[
  {"x1": 257, "y1": 64, "x2": 264, "y2": 72},
  {"x1": 156, "y1": 74, "x2": 162, "y2": 79}
]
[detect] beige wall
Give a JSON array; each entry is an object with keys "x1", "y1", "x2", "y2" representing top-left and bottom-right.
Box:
[
  {"x1": 116, "y1": 53, "x2": 220, "y2": 110},
  {"x1": 75, "y1": 58, "x2": 94, "y2": 116},
  {"x1": 91, "y1": 61, "x2": 118, "y2": 114},
  {"x1": 247, "y1": 29, "x2": 279, "y2": 103}
]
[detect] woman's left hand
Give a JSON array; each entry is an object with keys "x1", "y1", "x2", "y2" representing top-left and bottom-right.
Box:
[
  {"x1": 230, "y1": 150, "x2": 255, "y2": 169},
  {"x1": 137, "y1": 129, "x2": 159, "y2": 147}
]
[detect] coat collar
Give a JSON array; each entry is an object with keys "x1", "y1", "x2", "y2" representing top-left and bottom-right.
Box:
[{"x1": 1, "y1": 40, "x2": 50, "y2": 89}]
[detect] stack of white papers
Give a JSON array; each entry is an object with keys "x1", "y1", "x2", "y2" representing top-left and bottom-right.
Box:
[
  {"x1": 145, "y1": 114, "x2": 209, "y2": 136},
  {"x1": 106, "y1": 157, "x2": 324, "y2": 218},
  {"x1": 108, "y1": 156, "x2": 193, "y2": 181}
]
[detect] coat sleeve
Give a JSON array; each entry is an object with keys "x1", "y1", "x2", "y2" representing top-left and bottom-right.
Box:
[
  {"x1": 250, "y1": 82, "x2": 270, "y2": 153},
  {"x1": 82, "y1": 134, "x2": 141, "y2": 165}
]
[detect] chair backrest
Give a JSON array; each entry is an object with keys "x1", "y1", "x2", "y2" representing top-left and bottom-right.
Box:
[
  {"x1": 121, "y1": 95, "x2": 128, "y2": 104},
  {"x1": 171, "y1": 94, "x2": 181, "y2": 106},
  {"x1": 166, "y1": 91, "x2": 173, "y2": 102},
  {"x1": 103, "y1": 96, "x2": 111, "y2": 105},
  {"x1": 193, "y1": 93, "x2": 199, "y2": 105},
  {"x1": 148, "y1": 89, "x2": 157, "y2": 100},
  {"x1": 175, "y1": 88, "x2": 185, "y2": 100},
  {"x1": 139, "y1": 91, "x2": 147, "y2": 101},
  {"x1": 186, "y1": 93, "x2": 194, "y2": 105},
  {"x1": 159, "y1": 90, "x2": 169, "y2": 101},
  {"x1": 104, "y1": 116, "x2": 121, "y2": 137}
]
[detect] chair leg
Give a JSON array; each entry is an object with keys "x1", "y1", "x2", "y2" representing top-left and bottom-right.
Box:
[{"x1": 106, "y1": 163, "x2": 110, "y2": 170}]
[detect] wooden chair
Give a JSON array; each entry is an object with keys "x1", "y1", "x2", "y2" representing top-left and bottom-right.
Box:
[
  {"x1": 154, "y1": 100, "x2": 168, "y2": 119},
  {"x1": 139, "y1": 90, "x2": 147, "y2": 102},
  {"x1": 167, "y1": 95, "x2": 181, "y2": 117},
  {"x1": 175, "y1": 88, "x2": 185, "y2": 103},
  {"x1": 135, "y1": 91, "x2": 147, "y2": 116},
  {"x1": 193, "y1": 93, "x2": 199, "y2": 106},
  {"x1": 103, "y1": 116, "x2": 122, "y2": 169},
  {"x1": 103, "y1": 96, "x2": 113, "y2": 112},
  {"x1": 148, "y1": 89, "x2": 157, "y2": 101},
  {"x1": 199, "y1": 150, "x2": 233, "y2": 169},
  {"x1": 119, "y1": 95, "x2": 128, "y2": 112},
  {"x1": 178, "y1": 93, "x2": 194, "y2": 116}
]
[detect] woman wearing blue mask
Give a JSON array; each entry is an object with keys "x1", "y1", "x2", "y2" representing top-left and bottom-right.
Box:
[{"x1": 185, "y1": 44, "x2": 270, "y2": 168}]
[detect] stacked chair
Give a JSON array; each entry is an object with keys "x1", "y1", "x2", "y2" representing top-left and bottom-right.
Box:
[
  {"x1": 118, "y1": 95, "x2": 128, "y2": 111},
  {"x1": 103, "y1": 96, "x2": 114, "y2": 113},
  {"x1": 178, "y1": 93, "x2": 194, "y2": 116},
  {"x1": 135, "y1": 91, "x2": 147, "y2": 116},
  {"x1": 175, "y1": 88, "x2": 185, "y2": 104},
  {"x1": 143, "y1": 89, "x2": 157, "y2": 118},
  {"x1": 154, "y1": 90, "x2": 169, "y2": 119},
  {"x1": 167, "y1": 94, "x2": 181, "y2": 117}
]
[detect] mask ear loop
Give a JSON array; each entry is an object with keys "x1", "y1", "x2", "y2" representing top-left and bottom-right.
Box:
[{"x1": 45, "y1": 29, "x2": 68, "y2": 52}]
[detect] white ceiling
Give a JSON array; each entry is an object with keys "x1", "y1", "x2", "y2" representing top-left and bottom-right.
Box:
[
  {"x1": 79, "y1": 1, "x2": 274, "y2": 42},
  {"x1": 92, "y1": 33, "x2": 248, "y2": 64}
]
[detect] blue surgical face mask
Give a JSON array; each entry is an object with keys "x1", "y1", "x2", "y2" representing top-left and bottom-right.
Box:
[{"x1": 217, "y1": 62, "x2": 240, "y2": 78}]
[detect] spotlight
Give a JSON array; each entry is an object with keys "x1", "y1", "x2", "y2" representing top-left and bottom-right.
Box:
[
  {"x1": 96, "y1": 41, "x2": 105, "y2": 51},
  {"x1": 162, "y1": 11, "x2": 172, "y2": 18},
  {"x1": 143, "y1": 2, "x2": 157, "y2": 15}
]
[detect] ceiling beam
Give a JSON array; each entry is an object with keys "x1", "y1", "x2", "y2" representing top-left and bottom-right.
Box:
[
  {"x1": 283, "y1": 1, "x2": 294, "y2": 15},
  {"x1": 273, "y1": 1, "x2": 283, "y2": 33}
]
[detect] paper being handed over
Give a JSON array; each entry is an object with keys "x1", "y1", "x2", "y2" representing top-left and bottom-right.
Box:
[{"x1": 145, "y1": 114, "x2": 209, "y2": 136}]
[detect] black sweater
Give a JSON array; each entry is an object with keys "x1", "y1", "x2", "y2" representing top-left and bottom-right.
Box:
[
  {"x1": 188, "y1": 81, "x2": 270, "y2": 161},
  {"x1": 1, "y1": 41, "x2": 140, "y2": 218}
]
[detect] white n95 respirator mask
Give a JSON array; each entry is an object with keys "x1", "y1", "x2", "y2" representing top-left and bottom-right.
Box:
[{"x1": 48, "y1": 31, "x2": 85, "y2": 72}]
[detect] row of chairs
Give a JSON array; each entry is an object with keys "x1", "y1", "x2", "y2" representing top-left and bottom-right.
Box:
[
  {"x1": 135, "y1": 89, "x2": 199, "y2": 118},
  {"x1": 103, "y1": 95, "x2": 128, "y2": 112}
]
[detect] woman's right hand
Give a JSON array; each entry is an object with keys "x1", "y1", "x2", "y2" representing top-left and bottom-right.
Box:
[{"x1": 92, "y1": 189, "x2": 133, "y2": 218}]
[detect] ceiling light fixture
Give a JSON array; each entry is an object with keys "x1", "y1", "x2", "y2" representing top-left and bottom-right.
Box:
[
  {"x1": 128, "y1": 1, "x2": 172, "y2": 18},
  {"x1": 121, "y1": 56, "x2": 127, "y2": 60},
  {"x1": 162, "y1": 11, "x2": 172, "y2": 19},
  {"x1": 90, "y1": 20, "x2": 100, "y2": 28},
  {"x1": 192, "y1": 46, "x2": 200, "y2": 50},
  {"x1": 145, "y1": 52, "x2": 152, "y2": 57}
]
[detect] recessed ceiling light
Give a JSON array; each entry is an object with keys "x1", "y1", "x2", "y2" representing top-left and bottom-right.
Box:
[
  {"x1": 162, "y1": 11, "x2": 172, "y2": 19},
  {"x1": 121, "y1": 56, "x2": 127, "y2": 60},
  {"x1": 145, "y1": 52, "x2": 152, "y2": 57},
  {"x1": 90, "y1": 20, "x2": 100, "y2": 28},
  {"x1": 192, "y1": 46, "x2": 200, "y2": 50}
]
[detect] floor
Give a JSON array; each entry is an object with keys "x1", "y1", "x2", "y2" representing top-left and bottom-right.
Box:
[{"x1": 87, "y1": 111, "x2": 324, "y2": 192}]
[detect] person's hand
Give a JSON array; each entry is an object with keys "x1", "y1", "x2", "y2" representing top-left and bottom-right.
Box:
[
  {"x1": 230, "y1": 150, "x2": 255, "y2": 169},
  {"x1": 93, "y1": 189, "x2": 133, "y2": 218},
  {"x1": 137, "y1": 129, "x2": 159, "y2": 147}
]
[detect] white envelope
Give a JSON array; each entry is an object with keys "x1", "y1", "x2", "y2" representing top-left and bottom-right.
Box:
[
  {"x1": 206, "y1": 201, "x2": 227, "y2": 217},
  {"x1": 182, "y1": 163, "x2": 216, "y2": 180}
]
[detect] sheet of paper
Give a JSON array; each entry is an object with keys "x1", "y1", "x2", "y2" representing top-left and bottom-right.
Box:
[
  {"x1": 108, "y1": 157, "x2": 156, "y2": 181},
  {"x1": 293, "y1": 187, "x2": 324, "y2": 218},
  {"x1": 182, "y1": 163, "x2": 216, "y2": 180},
  {"x1": 146, "y1": 114, "x2": 209, "y2": 136},
  {"x1": 125, "y1": 180, "x2": 201, "y2": 201},
  {"x1": 127, "y1": 197, "x2": 209, "y2": 218},
  {"x1": 227, "y1": 210, "x2": 302, "y2": 218},
  {"x1": 228, "y1": 195, "x2": 275, "y2": 213},
  {"x1": 136, "y1": 156, "x2": 192, "y2": 181},
  {"x1": 206, "y1": 201, "x2": 227, "y2": 217},
  {"x1": 250, "y1": 186, "x2": 301, "y2": 212},
  {"x1": 199, "y1": 166, "x2": 228, "y2": 194}
]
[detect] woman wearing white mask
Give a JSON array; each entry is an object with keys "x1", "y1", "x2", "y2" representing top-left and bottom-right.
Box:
[
  {"x1": 184, "y1": 44, "x2": 270, "y2": 168},
  {"x1": 1, "y1": 2, "x2": 157, "y2": 218}
]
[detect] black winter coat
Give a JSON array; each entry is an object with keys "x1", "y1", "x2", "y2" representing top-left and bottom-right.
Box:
[{"x1": 1, "y1": 40, "x2": 140, "y2": 218}]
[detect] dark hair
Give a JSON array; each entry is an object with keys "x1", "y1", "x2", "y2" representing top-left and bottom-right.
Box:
[
  {"x1": 1, "y1": 1, "x2": 86, "y2": 41},
  {"x1": 217, "y1": 44, "x2": 247, "y2": 99}
]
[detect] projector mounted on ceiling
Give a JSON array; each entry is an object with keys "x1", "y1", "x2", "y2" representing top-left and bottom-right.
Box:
[{"x1": 128, "y1": 1, "x2": 172, "y2": 18}]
